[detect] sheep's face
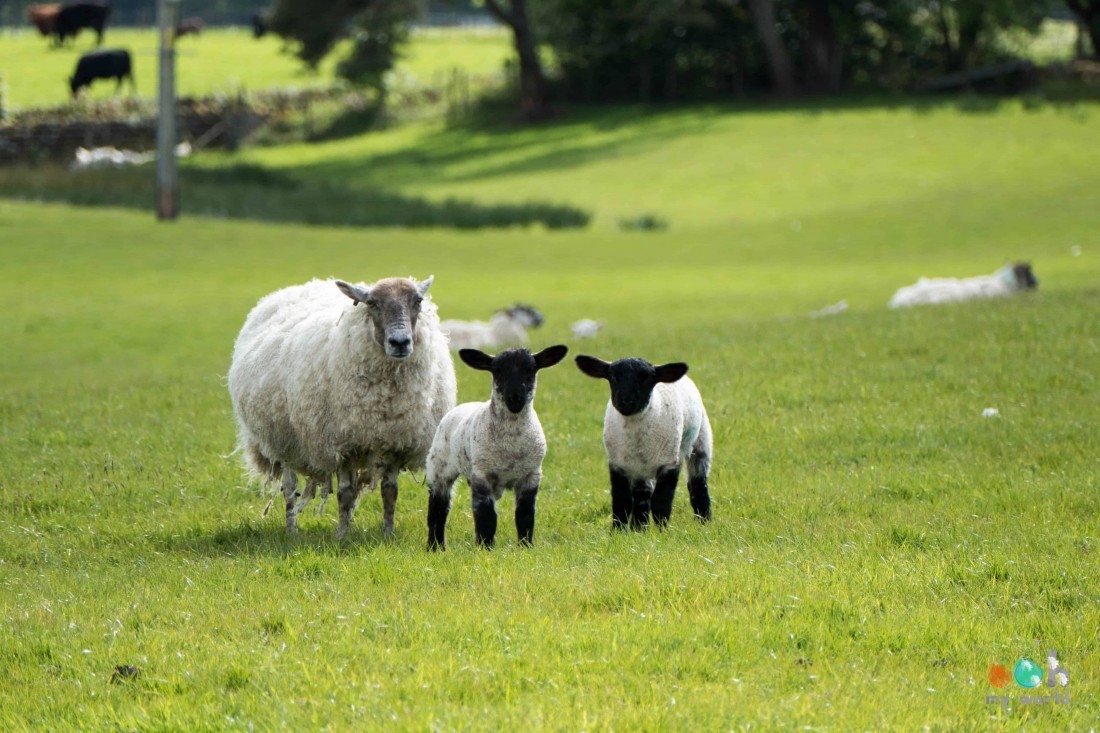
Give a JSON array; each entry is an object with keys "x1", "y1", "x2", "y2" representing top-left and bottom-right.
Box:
[
  {"x1": 460, "y1": 345, "x2": 569, "y2": 414},
  {"x1": 336, "y1": 276, "x2": 433, "y2": 360},
  {"x1": 575, "y1": 355, "x2": 688, "y2": 417}
]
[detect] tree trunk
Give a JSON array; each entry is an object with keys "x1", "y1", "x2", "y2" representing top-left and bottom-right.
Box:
[
  {"x1": 485, "y1": 0, "x2": 550, "y2": 121},
  {"x1": 802, "y1": 1, "x2": 841, "y2": 93},
  {"x1": 748, "y1": 0, "x2": 797, "y2": 97},
  {"x1": 1066, "y1": 0, "x2": 1100, "y2": 60}
]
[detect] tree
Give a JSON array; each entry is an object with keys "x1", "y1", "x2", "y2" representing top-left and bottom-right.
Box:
[
  {"x1": 268, "y1": 0, "x2": 419, "y2": 99},
  {"x1": 481, "y1": 0, "x2": 551, "y2": 120},
  {"x1": 746, "y1": 0, "x2": 797, "y2": 95},
  {"x1": 1066, "y1": 0, "x2": 1100, "y2": 59}
]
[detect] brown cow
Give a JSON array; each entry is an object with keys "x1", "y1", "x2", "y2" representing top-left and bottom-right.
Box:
[
  {"x1": 175, "y1": 17, "x2": 204, "y2": 38},
  {"x1": 26, "y1": 4, "x2": 61, "y2": 37}
]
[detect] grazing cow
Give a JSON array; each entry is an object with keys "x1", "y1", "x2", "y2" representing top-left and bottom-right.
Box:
[
  {"x1": 251, "y1": 12, "x2": 268, "y2": 39},
  {"x1": 70, "y1": 49, "x2": 133, "y2": 98},
  {"x1": 25, "y1": 4, "x2": 61, "y2": 38},
  {"x1": 176, "y1": 17, "x2": 205, "y2": 39},
  {"x1": 55, "y1": 1, "x2": 111, "y2": 47}
]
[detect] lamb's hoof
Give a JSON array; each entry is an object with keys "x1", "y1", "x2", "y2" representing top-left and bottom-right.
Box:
[
  {"x1": 382, "y1": 526, "x2": 396, "y2": 542},
  {"x1": 334, "y1": 524, "x2": 349, "y2": 540}
]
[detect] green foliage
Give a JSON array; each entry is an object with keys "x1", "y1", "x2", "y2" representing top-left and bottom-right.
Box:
[
  {"x1": 269, "y1": 0, "x2": 421, "y2": 95},
  {"x1": 1, "y1": 99, "x2": 1099, "y2": 728},
  {"x1": 538, "y1": 0, "x2": 1064, "y2": 100}
]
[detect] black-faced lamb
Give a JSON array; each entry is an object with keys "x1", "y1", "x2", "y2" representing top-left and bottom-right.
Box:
[
  {"x1": 228, "y1": 276, "x2": 456, "y2": 539},
  {"x1": 426, "y1": 344, "x2": 569, "y2": 550},
  {"x1": 575, "y1": 355, "x2": 712, "y2": 530}
]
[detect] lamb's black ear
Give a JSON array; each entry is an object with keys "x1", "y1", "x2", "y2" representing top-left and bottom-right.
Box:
[
  {"x1": 534, "y1": 344, "x2": 568, "y2": 370},
  {"x1": 336, "y1": 280, "x2": 371, "y2": 306},
  {"x1": 654, "y1": 362, "x2": 689, "y2": 383},
  {"x1": 459, "y1": 349, "x2": 494, "y2": 371},
  {"x1": 575, "y1": 354, "x2": 610, "y2": 379}
]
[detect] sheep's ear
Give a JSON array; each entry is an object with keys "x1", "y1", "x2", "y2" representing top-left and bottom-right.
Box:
[
  {"x1": 534, "y1": 344, "x2": 568, "y2": 370},
  {"x1": 459, "y1": 349, "x2": 494, "y2": 371},
  {"x1": 575, "y1": 355, "x2": 610, "y2": 380},
  {"x1": 416, "y1": 276, "x2": 434, "y2": 297},
  {"x1": 654, "y1": 362, "x2": 689, "y2": 383},
  {"x1": 336, "y1": 280, "x2": 371, "y2": 306}
]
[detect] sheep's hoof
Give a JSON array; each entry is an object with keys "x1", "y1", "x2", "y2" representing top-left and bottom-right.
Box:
[
  {"x1": 382, "y1": 526, "x2": 396, "y2": 542},
  {"x1": 334, "y1": 524, "x2": 349, "y2": 540}
]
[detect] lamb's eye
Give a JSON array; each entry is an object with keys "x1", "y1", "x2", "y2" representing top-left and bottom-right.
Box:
[
  {"x1": 414, "y1": 296, "x2": 424, "y2": 306},
  {"x1": 366, "y1": 300, "x2": 379, "y2": 309}
]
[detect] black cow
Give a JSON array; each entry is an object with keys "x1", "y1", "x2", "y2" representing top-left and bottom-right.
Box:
[
  {"x1": 70, "y1": 49, "x2": 133, "y2": 98},
  {"x1": 55, "y1": 1, "x2": 111, "y2": 46}
]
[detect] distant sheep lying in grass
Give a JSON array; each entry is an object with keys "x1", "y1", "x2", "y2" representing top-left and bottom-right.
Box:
[
  {"x1": 889, "y1": 262, "x2": 1037, "y2": 309},
  {"x1": 440, "y1": 304, "x2": 543, "y2": 351},
  {"x1": 576, "y1": 355, "x2": 712, "y2": 530},
  {"x1": 427, "y1": 345, "x2": 569, "y2": 549},
  {"x1": 229, "y1": 276, "x2": 456, "y2": 539}
]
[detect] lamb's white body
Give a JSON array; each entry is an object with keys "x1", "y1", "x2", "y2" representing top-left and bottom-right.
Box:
[
  {"x1": 889, "y1": 265, "x2": 1021, "y2": 309},
  {"x1": 428, "y1": 400, "x2": 547, "y2": 499},
  {"x1": 228, "y1": 278, "x2": 456, "y2": 535},
  {"x1": 602, "y1": 376, "x2": 711, "y2": 480},
  {"x1": 440, "y1": 307, "x2": 541, "y2": 351}
]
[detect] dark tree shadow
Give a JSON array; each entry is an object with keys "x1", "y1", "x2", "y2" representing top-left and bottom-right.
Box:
[{"x1": 0, "y1": 163, "x2": 591, "y2": 229}]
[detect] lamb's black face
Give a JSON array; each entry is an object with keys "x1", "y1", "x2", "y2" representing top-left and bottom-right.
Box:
[
  {"x1": 575, "y1": 355, "x2": 689, "y2": 417},
  {"x1": 493, "y1": 349, "x2": 540, "y2": 414},
  {"x1": 460, "y1": 345, "x2": 569, "y2": 414},
  {"x1": 606, "y1": 358, "x2": 662, "y2": 416}
]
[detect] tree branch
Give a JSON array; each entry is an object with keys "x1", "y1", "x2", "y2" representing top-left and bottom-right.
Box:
[{"x1": 483, "y1": 0, "x2": 516, "y2": 29}]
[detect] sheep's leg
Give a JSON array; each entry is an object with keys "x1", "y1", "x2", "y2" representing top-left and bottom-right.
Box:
[
  {"x1": 514, "y1": 477, "x2": 540, "y2": 547},
  {"x1": 335, "y1": 470, "x2": 360, "y2": 539},
  {"x1": 427, "y1": 475, "x2": 456, "y2": 551},
  {"x1": 651, "y1": 466, "x2": 680, "y2": 528},
  {"x1": 380, "y1": 471, "x2": 399, "y2": 541},
  {"x1": 281, "y1": 470, "x2": 301, "y2": 534},
  {"x1": 609, "y1": 466, "x2": 632, "y2": 531},
  {"x1": 687, "y1": 452, "x2": 712, "y2": 522},
  {"x1": 470, "y1": 478, "x2": 497, "y2": 549},
  {"x1": 630, "y1": 480, "x2": 653, "y2": 530},
  {"x1": 316, "y1": 475, "x2": 333, "y2": 516}
]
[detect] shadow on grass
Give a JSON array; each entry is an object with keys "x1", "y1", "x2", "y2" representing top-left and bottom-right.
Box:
[
  {"x1": 0, "y1": 163, "x2": 591, "y2": 229},
  {"x1": 280, "y1": 89, "x2": 1100, "y2": 190},
  {"x1": 152, "y1": 517, "x2": 398, "y2": 558}
]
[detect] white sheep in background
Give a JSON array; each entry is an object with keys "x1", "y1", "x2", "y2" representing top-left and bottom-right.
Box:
[
  {"x1": 228, "y1": 276, "x2": 456, "y2": 539},
  {"x1": 440, "y1": 304, "x2": 544, "y2": 351},
  {"x1": 889, "y1": 262, "x2": 1038, "y2": 309},
  {"x1": 570, "y1": 318, "x2": 604, "y2": 338},
  {"x1": 426, "y1": 344, "x2": 569, "y2": 549},
  {"x1": 575, "y1": 355, "x2": 713, "y2": 530}
]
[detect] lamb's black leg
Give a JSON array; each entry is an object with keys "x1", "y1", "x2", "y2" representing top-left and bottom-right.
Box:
[
  {"x1": 426, "y1": 483, "x2": 452, "y2": 551},
  {"x1": 471, "y1": 480, "x2": 497, "y2": 548},
  {"x1": 651, "y1": 466, "x2": 680, "y2": 528},
  {"x1": 610, "y1": 466, "x2": 632, "y2": 531},
  {"x1": 687, "y1": 453, "x2": 712, "y2": 522},
  {"x1": 515, "y1": 480, "x2": 540, "y2": 547},
  {"x1": 630, "y1": 480, "x2": 652, "y2": 530}
]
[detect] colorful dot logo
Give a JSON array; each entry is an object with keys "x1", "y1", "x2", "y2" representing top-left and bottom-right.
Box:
[
  {"x1": 987, "y1": 663, "x2": 1011, "y2": 688},
  {"x1": 1013, "y1": 658, "x2": 1043, "y2": 689}
]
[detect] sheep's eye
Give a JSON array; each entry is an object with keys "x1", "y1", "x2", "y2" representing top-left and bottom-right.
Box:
[
  {"x1": 366, "y1": 300, "x2": 379, "y2": 309},
  {"x1": 414, "y1": 296, "x2": 424, "y2": 307}
]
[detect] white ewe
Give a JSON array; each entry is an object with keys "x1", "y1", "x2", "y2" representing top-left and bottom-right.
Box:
[
  {"x1": 228, "y1": 276, "x2": 456, "y2": 539},
  {"x1": 889, "y1": 262, "x2": 1038, "y2": 309},
  {"x1": 575, "y1": 355, "x2": 712, "y2": 530},
  {"x1": 440, "y1": 304, "x2": 544, "y2": 351},
  {"x1": 426, "y1": 345, "x2": 568, "y2": 549}
]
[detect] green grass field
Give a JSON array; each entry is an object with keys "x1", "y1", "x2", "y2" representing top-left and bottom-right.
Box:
[
  {"x1": 2, "y1": 89, "x2": 1099, "y2": 729},
  {"x1": 0, "y1": 26, "x2": 512, "y2": 110}
]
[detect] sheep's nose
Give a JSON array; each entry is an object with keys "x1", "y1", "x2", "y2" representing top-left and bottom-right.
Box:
[{"x1": 388, "y1": 334, "x2": 411, "y2": 349}]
